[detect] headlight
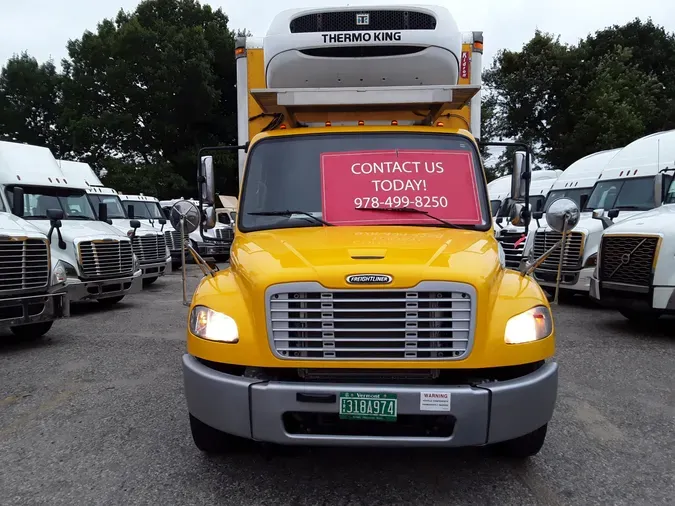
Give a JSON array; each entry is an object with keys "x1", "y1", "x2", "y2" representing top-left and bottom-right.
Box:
[
  {"x1": 189, "y1": 306, "x2": 239, "y2": 343},
  {"x1": 133, "y1": 254, "x2": 140, "y2": 271},
  {"x1": 504, "y1": 305, "x2": 553, "y2": 344},
  {"x1": 52, "y1": 261, "x2": 67, "y2": 285},
  {"x1": 585, "y1": 253, "x2": 597, "y2": 268}
]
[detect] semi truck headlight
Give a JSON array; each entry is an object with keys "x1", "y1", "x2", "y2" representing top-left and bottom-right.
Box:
[
  {"x1": 52, "y1": 261, "x2": 68, "y2": 285},
  {"x1": 504, "y1": 306, "x2": 553, "y2": 344},
  {"x1": 190, "y1": 306, "x2": 239, "y2": 343},
  {"x1": 133, "y1": 254, "x2": 140, "y2": 272},
  {"x1": 585, "y1": 253, "x2": 597, "y2": 268}
]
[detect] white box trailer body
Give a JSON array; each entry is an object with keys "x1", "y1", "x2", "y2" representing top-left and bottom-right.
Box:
[
  {"x1": 529, "y1": 129, "x2": 675, "y2": 295},
  {"x1": 0, "y1": 141, "x2": 142, "y2": 305},
  {"x1": 58, "y1": 161, "x2": 171, "y2": 282},
  {"x1": 0, "y1": 210, "x2": 69, "y2": 338},
  {"x1": 524, "y1": 148, "x2": 623, "y2": 293}
]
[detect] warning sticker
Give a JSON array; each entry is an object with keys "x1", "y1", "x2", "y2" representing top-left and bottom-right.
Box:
[{"x1": 419, "y1": 391, "x2": 452, "y2": 412}]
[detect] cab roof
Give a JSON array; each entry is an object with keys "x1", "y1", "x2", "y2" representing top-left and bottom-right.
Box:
[
  {"x1": 599, "y1": 129, "x2": 675, "y2": 181},
  {"x1": 0, "y1": 141, "x2": 78, "y2": 188},
  {"x1": 551, "y1": 148, "x2": 622, "y2": 191}
]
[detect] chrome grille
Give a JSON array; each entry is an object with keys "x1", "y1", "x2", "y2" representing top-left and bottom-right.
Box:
[
  {"x1": 131, "y1": 233, "x2": 167, "y2": 263},
  {"x1": 496, "y1": 231, "x2": 526, "y2": 269},
  {"x1": 599, "y1": 235, "x2": 659, "y2": 286},
  {"x1": 78, "y1": 240, "x2": 134, "y2": 279},
  {"x1": 164, "y1": 230, "x2": 183, "y2": 252},
  {"x1": 267, "y1": 282, "x2": 475, "y2": 361},
  {"x1": 289, "y1": 10, "x2": 436, "y2": 33},
  {"x1": 0, "y1": 238, "x2": 49, "y2": 293},
  {"x1": 532, "y1": 230, "x2": 584, "y2": 271},
  {"x1": 215, "y1": 228, "x2": 233, "y2": 242}
]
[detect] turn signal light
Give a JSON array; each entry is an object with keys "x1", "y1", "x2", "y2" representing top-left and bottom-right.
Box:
[
  {"x1": 279, "y1": 124, "x2": 286, "y2": 130},
  {"x1": 325, "y1": 121, "x2": 332, "y2": 127},
  {"x1": 436, "y1": 121, "x2": 444, "y2": 127},
  {"x1": 391, "y1": 120, "x2": 398, "y2": 125},
  {"x1": 358, "y1": 120, "x2": 364, "y2": 126}
]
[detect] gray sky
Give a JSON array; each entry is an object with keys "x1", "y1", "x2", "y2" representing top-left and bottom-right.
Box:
[{"x1": 1, "y1": 0, "x2": 674, "y2": 70}]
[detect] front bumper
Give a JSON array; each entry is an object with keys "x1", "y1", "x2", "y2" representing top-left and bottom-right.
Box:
[
  {"x1": 534, "y1": 266, "x2": 594, "y2": 293},
  {"x1": 0, "y1": 291, "x2": 70, "y2": 329},
  {"x1": 590, "y1": 276, "x2": 675, "y2": 314},
  {"x1": 65, "y1": 269, "x2": 143, "y2": 302},
  {"x1": 183, "y1": 356, "x2": 558, "y2": 447},
  {"x1": 140, "y1": 257, "x2": 172, "y2": 279}
]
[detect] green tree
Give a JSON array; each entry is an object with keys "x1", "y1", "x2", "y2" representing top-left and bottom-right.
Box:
[
  {"x1": 60, "y1": 0, "x2": 239, "y2": 199},
  {"x1": 0, "y1": 53, "x2": 69, "y2": 155}
]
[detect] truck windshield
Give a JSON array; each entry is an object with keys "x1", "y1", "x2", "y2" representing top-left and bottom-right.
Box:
[
  {"x1": 239, "y1": 133, "x2": 489, "y2": 232},
  {"x1": 490, "y1": 199, "x2": 501, "y2": 216},
  {"x1": 584, "y1": 176, "x2": 655, "y2": 212},
  {"x1": 666, "y1": 178, "x2": 675, "y2": 204},
  {"x1": 544, "y1": 188, "x2": 589, "y2": 212},
  {"x1": 123, "y1": 201, "x2": 164, "y2": 220},
  {"x1": 5, "y1": 186, "x2": 96, "y2": 220},
  {"x1": 88, "y1": 194, "x2": 126, "y2": 219}
]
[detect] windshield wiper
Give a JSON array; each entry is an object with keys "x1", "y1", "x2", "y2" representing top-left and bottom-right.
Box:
[
  {"x1": 614, "y1": 205, "x2": 647, "y2": 210},
  {"x1": 356, "y1": 206, "x2": 474, "y2": 229},
  {"x1": 67, "y1": 216, "x2": 95, "y2": 220},
  {"x1": 247, "y1": 210, "x2": 333, "y2": 226}
]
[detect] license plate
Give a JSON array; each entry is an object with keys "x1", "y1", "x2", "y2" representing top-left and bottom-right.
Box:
[{"x1": 339, "y1": 392, "x2": 397, "y2": 422}]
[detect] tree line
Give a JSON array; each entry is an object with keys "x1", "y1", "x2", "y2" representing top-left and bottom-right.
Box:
[{"x1": 1, "y1": 0, "x2": 674, "y2": 196}]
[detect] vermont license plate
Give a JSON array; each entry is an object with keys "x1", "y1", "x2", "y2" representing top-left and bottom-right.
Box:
[{"x1": 339, "y1": 392, "x2": 397, "y2": 422}]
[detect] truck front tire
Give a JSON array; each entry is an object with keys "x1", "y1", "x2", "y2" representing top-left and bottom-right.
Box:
[
  {"x1": 189, "y1": 414, "x2": 250, "y2": 454},
  {"x1": 10, "y1": 321, "x2": 54, "y2": 340},
  {"x1": 494, "y1": 423, "x2": 548, "y2": 459}
]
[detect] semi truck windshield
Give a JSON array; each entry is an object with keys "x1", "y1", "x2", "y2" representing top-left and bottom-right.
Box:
[
  {"x1": 89, "y1": 195, "x2": 126, "y2": 219},
  {"x1": 5, "y1": 186, "x2": 96, "y2": 220},
  {"x1": 239, "y1": 133, "x2": 489, "y2": 232},
  {"x1": 584, "y1": 177, "x2": 655, "y2": 212},
  {"x1": 544, "y1": 188, "x2": 589, "y2": 212}
]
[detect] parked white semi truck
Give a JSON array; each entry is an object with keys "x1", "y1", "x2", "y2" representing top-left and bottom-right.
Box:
[
  {"x1": 0, "y1": 141, "x2": 142, "y2": 306},
  {"x1": 0, "y1": 207, "x2": 69, "y2": 340},
  {"x1": 589, "y1": 147, "x2": 675, "y2": 320},
  {"x1": 57, "y1": 161, "x2": 172, "y2": 285},
  {"x1": 160, "y1": 198, "x2": 233, "y2": 262},
  {"x1": 525, "y1": 130, "x2": 673, "y2": 297},
  {"x1": 494, "y1": 170, "x2": 562, "y2": 269}
]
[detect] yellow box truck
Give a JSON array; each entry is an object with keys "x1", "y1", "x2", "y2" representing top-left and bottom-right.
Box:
[{"x1": 181, "y1": 4, "x2": 580, "y2": 458}]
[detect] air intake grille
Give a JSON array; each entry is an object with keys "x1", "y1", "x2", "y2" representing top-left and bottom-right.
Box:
[
  {"x1": 78, "y1": 240, "x2": 134, "y2": 279},
  {"x1": 131, "y1": 234, "x2": 167, "y2": 263},
  {"x1": 267, "y1": 282, "x2": 474, "y2": 361},
  {"x1": 215, "y1": 228, "x2": 233, "y2": 242},
  {"x1": 0, "y1": 238, "x2": 49, "y2": 293},
  {"x1": 532, "y1": 231, "x2": 584, "y2": 271},
  {"x1": 599, "y1": 235, "x2": 658, "y2": 286},
  {"x1": 496, "y1": 232, "x2": 526, "y2": 269},
  {"x1": 289, "y1": 10, "x2": 437, "y2": 33},
  {"x1": 164, "y1": 230, "x2": 183, "y2": 252}
]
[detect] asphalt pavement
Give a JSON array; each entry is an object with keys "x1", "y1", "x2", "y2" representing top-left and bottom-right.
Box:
[{"x1": 1, "y1": 266, "x2": 673, "y2": 506}]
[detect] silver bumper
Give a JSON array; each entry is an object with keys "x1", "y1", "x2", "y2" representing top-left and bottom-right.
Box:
[
  {"x1": 0, "y1": 291, "x2": 70, "y2": 329},
  {"x1": 140, "y1": 257, "x2": 172, "y2": 279},
  {"x1": 183, "y1": 356, "x2": 558, "y2": 447},
  {"x1": 65, "y1": 269, "x2": 143, "y2": 302}
]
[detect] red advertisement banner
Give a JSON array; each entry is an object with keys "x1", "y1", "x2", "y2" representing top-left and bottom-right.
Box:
[{"x1": 320, "y1": 150, "x2": 482, "y2": 226}]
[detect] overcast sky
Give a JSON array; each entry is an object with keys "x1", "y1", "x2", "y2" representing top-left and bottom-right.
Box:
[{"x1": 1, "y1": 0, "x2": 673, "y2": 70}]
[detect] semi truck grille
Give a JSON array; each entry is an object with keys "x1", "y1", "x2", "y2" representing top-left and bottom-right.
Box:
[
  {"x1": 164, "y1": 230, "x2": 183, "y2": 252},
  {"x1": 532, "y1": 231, "x2": 584, "y2": 271},
  {"x1": 0, "y1": 238, "x2": 49, "y2": 293},
  {"x1": 267, "y1": 282, "x2": 475, "y2": 361},
  {"x1": 78, "y1": 240, "x2": 134, "y2": 279},
  {"x1": 131, "y1": 234, "x2": 167, "y2": 263},
  {"x1": 289, "y1": 10, "x2": 437, "y2": 33},
  {"x1": 215, "y1": 228, "x2": 233, "y2": 242},
  {"x1": 496, "y1": 231, "x2": 526, "y2": 269},
  {"x1": 599, "y1": 235, "x2": 659, "y2": 286}
]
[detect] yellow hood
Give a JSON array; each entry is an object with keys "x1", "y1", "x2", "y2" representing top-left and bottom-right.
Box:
[{"x1": 231, "y1": 226, "x2": 501, "y2": 289}]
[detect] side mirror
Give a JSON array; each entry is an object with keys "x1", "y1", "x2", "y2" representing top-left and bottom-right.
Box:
[
  {"x1": 46, "y1": 208, "x2": 66, "y2": 250},
  {"x1": 12, "y1": 187, "x2": 24, "y2": 217},
  {"x1": 130, "y1": 219, "x2": 141, "y2": 229},
  {"x1": 532, "y1": 211, "x2": 544, "y2": 220},
  {"x1": 592, "y1": 208, "x2": 614, "y2": 230},
  {"x1": 98, "y1": 202, "x2": 112, "y2": 225},
  {"x1": 607, "y1": 208, "x2": 620, "y2": 219},
  {"x1": 509, "y1": 202, "x2": 525, "y2": 227},
  {"x1": 199, "y1": 155, "x2": 215, "y2": 206},
  {"x1": 510, "y1": 151, "x2": 528, "y2": 200},
  {"x1": 654, "y1": 172, "x2": 664, "y2": 207},
  {"x1": 159, "y1": 218, "x2": 167, "y2": 225},
  {"x1": 127, "y1": 204, "x2": 135, "y2": 219},
  {"x1": 204, "y1": 206, "x2": 217, "y2": 230}
]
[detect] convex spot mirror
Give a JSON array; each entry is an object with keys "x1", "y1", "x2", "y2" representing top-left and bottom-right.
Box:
[
  {"x1": 510, "y1": 151, "x2": 529, "y2": 200},
  {"x1": 546, "y1": 198, "x2": 580, "y2": 233},
  {"x1": 170, "y1": 200, "x2": 200, "y2": 235},
  {"x1": 200, "y1": 156, "x2": 215, "y2": 207}
]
